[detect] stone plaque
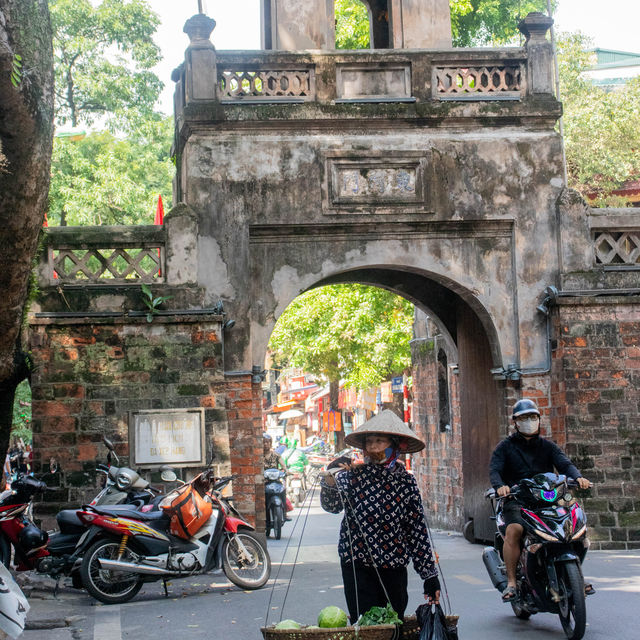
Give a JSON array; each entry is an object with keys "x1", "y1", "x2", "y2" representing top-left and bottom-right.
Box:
[
  {"x1": 337, "y1": 65, "x2": 411, "y2": 100},
  {"x1": 323, "y1": 152, "x2": 431, "y2": 214},
  {"x1": 335, "y1": 166, "x2": 417, "y2": 200},
  {"x1": 130, "y1": 408, "x2": 205, "y2": 467}
]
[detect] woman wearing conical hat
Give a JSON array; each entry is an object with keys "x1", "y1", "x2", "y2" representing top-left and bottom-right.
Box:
[{"x1": 320, "y1": 409, "x2": 440, "y2": 623}]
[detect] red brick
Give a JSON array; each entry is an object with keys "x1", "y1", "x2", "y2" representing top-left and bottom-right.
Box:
[{"x1": 78, "y1": 443, "x2": 98, "y2": 461}]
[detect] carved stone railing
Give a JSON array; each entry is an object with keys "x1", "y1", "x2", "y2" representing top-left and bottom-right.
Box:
[
  {"x1": 594, "y1": 231, "x2": 640, "y2": 266},
  {"x1": 433, "y1": 64, "x2": 522, "y2": 100},
  {"x1": 218, "y1": 68, "x2": 315, "y2": 102},
  {"x1": 39, "y1": 226, "x2": 165, "y2": 285}
]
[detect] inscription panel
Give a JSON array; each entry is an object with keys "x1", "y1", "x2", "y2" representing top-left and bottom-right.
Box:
[{"x1": 323, "y1": 152, "x2": 431, "y2": 214}]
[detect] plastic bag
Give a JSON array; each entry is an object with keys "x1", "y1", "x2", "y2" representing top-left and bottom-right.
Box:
[{"x1": 416, "y1": 604, "x2": 459, "y2": 640}]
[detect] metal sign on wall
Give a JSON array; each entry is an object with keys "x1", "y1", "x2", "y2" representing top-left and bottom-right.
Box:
[{"x1": 129, "y1": 408, "x2": 206, "y2": 467}]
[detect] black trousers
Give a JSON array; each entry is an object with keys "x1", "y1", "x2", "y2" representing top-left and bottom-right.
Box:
[{"x1": 341, "y1": 562, "x2": 409, "y2": 623}]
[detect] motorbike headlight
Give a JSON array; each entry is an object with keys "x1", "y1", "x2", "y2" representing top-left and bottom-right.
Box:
[
  {"x1": 265, "y1": 469, "x2": 280, "y2": 481},
  {"x1": 571, "y1": 525, "x2": 587, "y2": 540},
  {"x1": 534, "y1": 529, "x2": 559, "y2": 542},
  {"x1": 116, "y1": 473, "x2": 131, "y2": 490}
]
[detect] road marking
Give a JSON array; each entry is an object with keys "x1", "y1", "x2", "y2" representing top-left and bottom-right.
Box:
[
  {"x1": 452, "y1": 573, "x2": 486, "y2": 585},
  {"x1": 94, "y1": 604, "x2": 121, "y2": 640}
]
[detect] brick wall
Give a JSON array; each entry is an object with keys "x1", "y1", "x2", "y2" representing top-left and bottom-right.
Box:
[
  {"x1": 552, "y1": 298, "x2": 640, "y2": 550},
  {"x1": 411, "y1": 336, "x2": 464, "y2": 531},
  {"x1": 28, "y1": 315, "x2": 264, "y2": 529}
]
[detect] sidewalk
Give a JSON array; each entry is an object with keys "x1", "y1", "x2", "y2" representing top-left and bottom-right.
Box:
[{"x1": 14, "y1": 573, "x2": 87, "y2": 640}]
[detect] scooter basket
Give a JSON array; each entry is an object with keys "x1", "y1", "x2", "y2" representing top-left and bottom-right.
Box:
[
  {"x1": 261, "y1": 624, "x2": 397, "y2": 640},
  {"x1": 161, "y1": 484, "x2": 213, "y2": 539}
]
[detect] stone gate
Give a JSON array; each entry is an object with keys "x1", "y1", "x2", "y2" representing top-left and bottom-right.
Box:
[{"x1": 29, "y1": 3, "x2": 639, "y2": 547}]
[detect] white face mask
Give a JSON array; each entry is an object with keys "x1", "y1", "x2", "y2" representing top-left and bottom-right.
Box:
[{"x1": 516, "y1": 417, "x2": 539, "y2": 435}]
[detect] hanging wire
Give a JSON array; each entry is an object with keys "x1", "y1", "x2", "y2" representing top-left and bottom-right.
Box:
[{"x1": 263, "y1": 474, "x2": 320, "y2": 627}]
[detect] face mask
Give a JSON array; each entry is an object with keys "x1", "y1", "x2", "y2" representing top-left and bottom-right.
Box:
[{"x1": 516, "y1": 417, "x2": 539, "y2": 435}]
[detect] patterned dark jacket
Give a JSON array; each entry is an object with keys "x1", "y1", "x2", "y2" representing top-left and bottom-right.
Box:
[{"x1": 320, "y1": 463, "x2": 438, "y2": 580}]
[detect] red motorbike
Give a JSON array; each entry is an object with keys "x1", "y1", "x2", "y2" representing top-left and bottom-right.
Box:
[{"x1": 75, "y1": 471, "x2": 271, "y2": 604}]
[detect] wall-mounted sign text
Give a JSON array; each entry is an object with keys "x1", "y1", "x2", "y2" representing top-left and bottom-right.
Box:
[{"x1": 130, "y1": 409, "x2": 205, "y2": 467}]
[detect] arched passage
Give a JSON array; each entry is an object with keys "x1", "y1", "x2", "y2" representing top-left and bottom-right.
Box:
[{"x1": 257, "y1": 266, "x2": 503, "y2": 537}]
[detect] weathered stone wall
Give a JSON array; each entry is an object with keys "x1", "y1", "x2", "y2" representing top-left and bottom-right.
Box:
[
  {"x1": 552, "y1": 298, "x2": 640, "y2": 550},
  {"x1": 28, "y1": 315, "x2": 264, "y2": 529}
]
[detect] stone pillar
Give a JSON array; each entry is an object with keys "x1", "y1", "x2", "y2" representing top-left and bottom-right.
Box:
[
  {"x1": 519, "y1": 12, "x2": 555, "y2": 96},
  {"x1": 395, "y1": 0, "x2": 452, "y2": 49},
  {"x1": 164, "y1": 203, "x2": 198, "y2": 285},
  {"x1": 183, "y1": 13, "x2": 217, "y2": 102}
]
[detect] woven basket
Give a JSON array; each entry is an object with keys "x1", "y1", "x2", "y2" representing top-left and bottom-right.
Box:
[
  {"x1": 261, "y1": 624, "x2": 396, "y2": 640},
  {"x1": 399, "y1": 616, "x2": 420, "y2": 640}
]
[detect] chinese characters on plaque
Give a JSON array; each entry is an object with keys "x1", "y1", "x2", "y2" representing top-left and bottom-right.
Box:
[{"x1": 131, "y1": 409, "x2": 205, "y2": 467}]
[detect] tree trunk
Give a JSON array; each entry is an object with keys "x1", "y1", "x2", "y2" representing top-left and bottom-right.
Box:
[
  {"x1": 0, "y1": 0, "x2": 54, "y2": 454},
  {"x1": 329, "y1": 379, "x2": 340, "y2": 411}
]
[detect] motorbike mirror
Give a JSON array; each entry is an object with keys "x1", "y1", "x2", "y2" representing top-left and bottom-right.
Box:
[
  {"x1": 103, "y1": 436, "x2": 115, "y2": 451},
  {"x1": 160, "y1": 469, "x2": 177, "y2": 483}
]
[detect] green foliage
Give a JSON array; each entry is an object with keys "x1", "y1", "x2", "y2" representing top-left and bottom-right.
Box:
[
  {"x1": 11, "y1": 381, "x2": 32, "y2": 445},
  {"x1": 140, "y1": 283, "x2": 172, "y2": 322},
  {"x1": 50, "y1": 0, "x2": 162, "y2": 131},
  {"x1": 557, "y1": 32, "x2": 640, "y2": 202},
  {"x1": 335, "y1": 0, "x2": 370, "y2": 50},
  {"x1": 450, "y1": 0, "x2": 553, "y2": 47},
  {"x1": 358, "y1": 604, "x2": 402, "y2": 626},
  {"x1": 48, "y1": 116, "x2": 174, "y2": 225},
  {"x1": 10, "y1": 54, "x2": 22, "y2": 87},
  {"x1": 269, "y1": 285, "x2": 414, "y2": 390}
]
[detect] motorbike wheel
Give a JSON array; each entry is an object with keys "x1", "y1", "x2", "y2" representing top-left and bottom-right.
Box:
[
  {"x1": 80, "y1": 538, "x2": 143, "y2": 605},
  {"x1": 557, "y1": 561, "x2": 587, "y2": 640},
  {"x1": 222, "y1": 531, "x2": 271, "y2": 590},
  {"x1": 272, "y1": 504, "x2": 282, "y2": 540}
]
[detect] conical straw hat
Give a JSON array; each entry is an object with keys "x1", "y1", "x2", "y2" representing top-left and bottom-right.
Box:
[{"x1": 344, "y1": 409, "x2": 424, "y2": 453}]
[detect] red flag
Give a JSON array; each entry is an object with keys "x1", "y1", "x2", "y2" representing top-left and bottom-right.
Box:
[
  {"x1": 154, "y1": 195, "x2": 164, "y2": 225},
  {"x1": 43, "y1": 212, "x2": 49, "y2": 227}
]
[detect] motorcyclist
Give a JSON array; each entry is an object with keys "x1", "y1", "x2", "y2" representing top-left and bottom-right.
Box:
[
  {"x1": 489, "y1": 398, "x2": 592, "y2": 602},
  {"x1": 263, "y1": 433, "x2": 287, "y2": 471},
  {"x1": 263, "y1": 433, "x2": 291, "y2": 520}
]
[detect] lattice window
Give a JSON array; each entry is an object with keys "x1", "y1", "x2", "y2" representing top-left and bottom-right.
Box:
[
  {"x1": 52, "y1": 247, "x2": 163, "y2": 283},
  {"x1": 594, "y1": 231, "x2": 640, "y2": 266},
  {"x1": 219, "y1": 69, "x2": 313, "y2": 101},
  {"x1": 435, "y1": 66, "x2": 521, "y2": 98}
]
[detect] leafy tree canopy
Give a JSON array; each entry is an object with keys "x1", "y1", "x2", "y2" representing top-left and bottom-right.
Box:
[
  {"x1": 335, "y1": 0, "x2": 370, "y2": 50},
  {"x1": 49, "y1": 115, "x2": 174, "y2": 226},
  {"x1": 558, "y1": 32, "x2": 640, "y2": 203},
  {"x1": 50, "y1": 0, "x2": 162, "y2": 132},
  {"x1": 450, "y1": 0, "x2": 554, "y2": 47},
  {"x1": 269, "y1": 285, "x2": 414, "y2": 390}
]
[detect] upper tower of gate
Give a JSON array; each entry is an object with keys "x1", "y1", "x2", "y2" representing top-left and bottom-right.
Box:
[{"x1": 260, "y1": 0, "x2": 452, "y2": 50}]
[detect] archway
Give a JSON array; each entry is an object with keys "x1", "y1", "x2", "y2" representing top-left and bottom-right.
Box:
[{"x1": 256, "y1": 266, "x2": 503, "y2": 537}]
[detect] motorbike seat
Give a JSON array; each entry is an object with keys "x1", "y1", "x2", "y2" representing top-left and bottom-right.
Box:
[
  {"x1": 89, "y1": 505, "x2": 167, "y2": 521},
  {"x1": 57, "y1": 509, "x2": 86, "y2": 534}
]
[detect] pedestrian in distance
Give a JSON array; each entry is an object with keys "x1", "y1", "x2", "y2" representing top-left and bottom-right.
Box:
[
  {"x1": 489, "y1": 398, "x2": 593, "y2": 602},
  {"x1": 320, "y1": 409, "x2": 440, "y2": 623}
]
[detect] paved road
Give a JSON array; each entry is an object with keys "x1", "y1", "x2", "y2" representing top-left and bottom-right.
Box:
[{"x1": 21, "y1": 492, "x2": 640, "y2": 640}]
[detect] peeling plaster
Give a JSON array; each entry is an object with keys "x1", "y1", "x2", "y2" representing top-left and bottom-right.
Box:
[{"x1": 198, "y1": 237, "x2": 235, "y2": 303}]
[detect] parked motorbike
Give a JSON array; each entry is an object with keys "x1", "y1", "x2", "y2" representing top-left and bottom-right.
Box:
[
  {"x1": 483, "y1": 473, "x2": 591, "y2": 640},
  {"x1": 0, "y1": 438, "x2": 162, "y2": 587},
  {"x1": 286, "y1": 469, "x2": 306, "y2": 507},
  {"x1": 264, "y1": 468, "x2": 287, "y2": 540},
  {"x1": 75, "y1": 470, "x2": 271, "y2": 604}
]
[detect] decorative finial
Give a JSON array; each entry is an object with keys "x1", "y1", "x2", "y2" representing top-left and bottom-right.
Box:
[{"x1": 197, "y1": 0, "x2": 203, "y2": 13}]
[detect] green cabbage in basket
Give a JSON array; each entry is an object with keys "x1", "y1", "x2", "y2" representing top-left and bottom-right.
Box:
[
  {"x1": 274, "y1": 619, "x2": 302, "y2": 629},
  {"x1": 318, "y1": 606, "x2": 348, "y2": 628},
  {"x1": 357, "y1": 603, "x2": 401, "y2": 626}
]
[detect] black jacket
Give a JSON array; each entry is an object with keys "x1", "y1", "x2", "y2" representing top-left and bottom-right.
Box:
[{"x1": 489, "y1": 433, "x2": 581, "y2": 489}]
